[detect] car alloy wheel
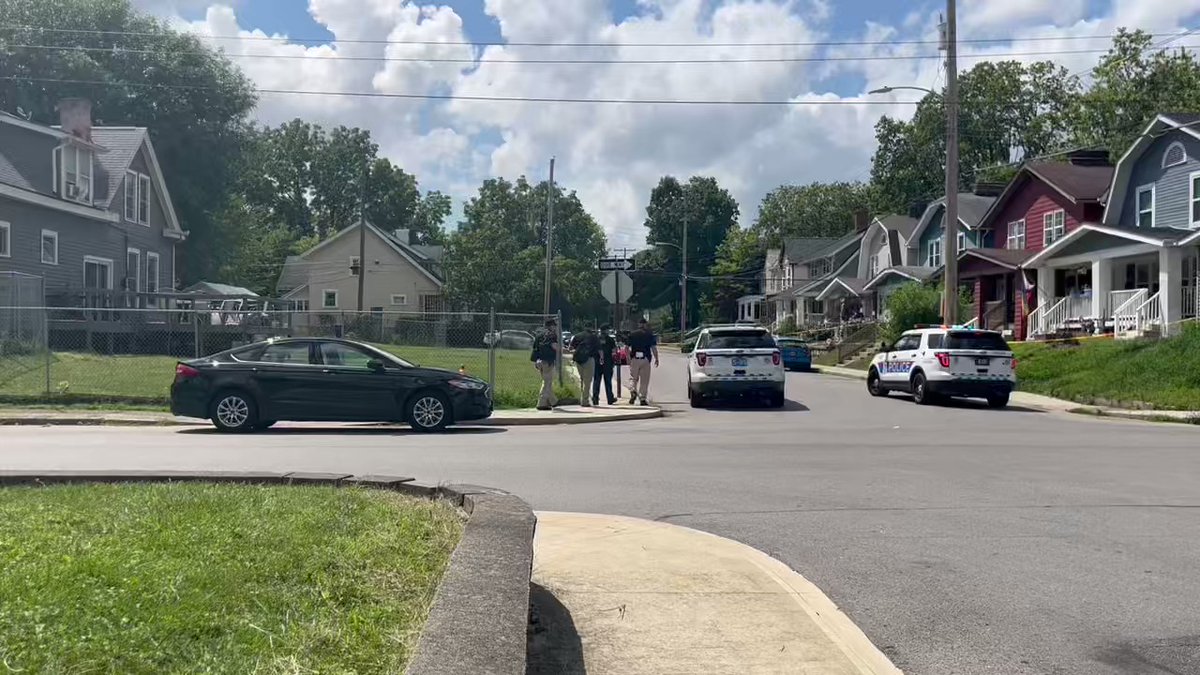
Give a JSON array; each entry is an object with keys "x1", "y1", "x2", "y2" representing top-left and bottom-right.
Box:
[
  {"x1": 212, "y1": 392, "x2": 256, "y2": 432},
  {"x1": 409, "y1": 391, "x2": 450, "y2": 432}
]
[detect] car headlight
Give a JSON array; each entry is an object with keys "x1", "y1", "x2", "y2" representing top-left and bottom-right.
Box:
[{"x1": 449, "y1": 378, "x2": 488, "y2": 390}]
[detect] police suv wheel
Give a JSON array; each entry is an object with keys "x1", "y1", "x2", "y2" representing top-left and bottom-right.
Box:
[
  {"x1": 867, "y1": 369, "x2": 887, "y2": 397},
  {"x1": 911, "y1": 373, "x2": 933, "y2": 405}
]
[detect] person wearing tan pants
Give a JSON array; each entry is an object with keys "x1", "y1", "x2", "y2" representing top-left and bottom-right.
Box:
[{"x1": 625, "y1": 318, "x2": 658, "y2": 405}]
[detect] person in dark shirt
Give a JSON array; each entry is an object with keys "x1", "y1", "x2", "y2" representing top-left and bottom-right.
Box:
[
  {"x1": 530, "y1": 319, "x2": 559, "y2": 410},
  {"x1": 570, "y1": 328, "x2": 600, "y2": 407},
  {"x1": 592, "y1": 325, "x2": 618, "y2": 405},
  {"x1": 625, "y1": 318, "x2": 658, "y2": 405}
]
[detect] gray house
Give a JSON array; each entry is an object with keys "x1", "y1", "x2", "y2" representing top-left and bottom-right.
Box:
[
  {"x1": 0, "y1": 99, "x2": 186, "y2": 305},
  {"x1": 1026, "y1": 113, "x2": 1200, "y2": 337}
]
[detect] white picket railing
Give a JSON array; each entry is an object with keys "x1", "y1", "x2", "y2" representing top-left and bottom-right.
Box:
[
  {"x1": 1028, "y1": 296, "x2": 1068, "y2": 336},
  {"x1": 1184, "y1": 285, "x2": 1198, "y2": 319},
  {"x1": 1111, "y1": 288, "x2": 1148, "y2": 334},
  {"x1": 1134, "y1": 292, "x2": 1163, "y2": 334}
]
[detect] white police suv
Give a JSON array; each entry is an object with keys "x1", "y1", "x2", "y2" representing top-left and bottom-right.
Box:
[
  {"x1": 687, "y1": 325, "x2": 786, "y2": 408},
  {"x1": 866, "y1": 326, "x2": 1016, "y2": 408}
]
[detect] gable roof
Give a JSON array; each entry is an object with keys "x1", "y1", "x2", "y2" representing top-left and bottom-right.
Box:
[
  {"x1": 876, "y1": 213, "x2": 919, "y2": 241},
  {"x1": 1104, "y1": 113, "x2": 1200, "y2": 225},
  {"x1": 88, "y1": 127, "x2": 145, "y2": 208},
  {"x1": 783, "y1": 237, "x2": 837, "y2": 264},
  {"x1": 816, "y1": 276, "x2": 866, "y2": 300},
  {"x1": 863, "y1": 265, "x2": 936, "y2": 291},
  {"x1": 1023, "y1": 223, "x2": 1183, "y2": 268},
  {"x1": 281, "y1": 221, "x2": 444, "y2": 290},
  {"x1": 795, "y1": 229, "x2": 864, "y2": 265},
  {"x1": 976, "y1": 161, "x2": 1114, "y2": 231},
  {"x1": 958, "y1": 247, "x2": 1035, "y2": 270},
  {"x1": 909, "y1": 193, "x2": 997, "y2": 246}
]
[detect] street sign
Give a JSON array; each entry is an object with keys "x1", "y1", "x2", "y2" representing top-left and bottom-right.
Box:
[
  {"x1": 598, "y1": 258, "x2": 635, "y2": 271},
  {"x1": 601, "y1": 270, "x2": 633, "y2": 304}
]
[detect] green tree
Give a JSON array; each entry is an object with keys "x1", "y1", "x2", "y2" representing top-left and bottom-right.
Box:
[
  {"x1": 0, "y1": 0, "x2": 257, "y2": 282},
  {"x1": 870, "y1": 60, "x2": 1080, "y2": 214},
  {"x1": 311, "y1": 126, "x2": 377, "y2": 237},
  {"x1": 444, "y1": 177, "x2": 607, "y2": 319},
  {"x1": 1070, "y1": 30, "x2": 1200, "y2": 157},
  {"x1": 704, "y1": 227, "x2": 764, "y2": 322},
  {"x1": 640, "y1": 176, "x2": 739, "y2": 329},
  {"x1": 753, "y1": 182, "x2": 873, "y2": 246}
]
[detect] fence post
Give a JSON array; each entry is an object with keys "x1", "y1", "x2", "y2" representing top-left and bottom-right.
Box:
[
  {"x1": 556, "y1": 309, "x2": 564, "y2": 386},
  {"x1": 487, "y1": 307, "x2": 496, "y2": 390},
  {"x1": 43, "y1": 310, "x2": 51, "y2": 395},
  {"x1": 193, "y1": 310, "x2": 201, "y2": 357}
]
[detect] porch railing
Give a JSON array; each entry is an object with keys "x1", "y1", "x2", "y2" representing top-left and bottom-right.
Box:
[
  {"x1": 1028, "y1": 297, "x2": 1067, "y2": 337},
  {"x1": 1184, "y1": 285, "x2": 1198, "y2": 319},
  {"x1": 1134, "y1": 292, "x2": 1163, "y2": 334},
  {"x1": 1111, "y1": 289, "x2": 1148, "y2": 333}
]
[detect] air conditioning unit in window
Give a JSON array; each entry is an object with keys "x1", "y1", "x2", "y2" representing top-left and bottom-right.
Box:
[{"x1": 65, "y1": 183, "x2": 82, "y2": 200}]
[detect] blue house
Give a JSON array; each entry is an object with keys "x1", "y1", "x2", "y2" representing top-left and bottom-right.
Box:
[{"x1": 1025, "y1": 113, "x2": 1200, "y2": 337}]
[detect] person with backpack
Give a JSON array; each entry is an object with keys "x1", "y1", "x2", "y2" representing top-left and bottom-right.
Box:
[
  {"x1": 530, "y1": 319, "x2": 560, "y2": 410},
  {"x1": 570, "y1": 328, "x2": 600, "y2": 407},
  {"x1": 592, "y1": 324, "x2": 618, "y2": 406}
]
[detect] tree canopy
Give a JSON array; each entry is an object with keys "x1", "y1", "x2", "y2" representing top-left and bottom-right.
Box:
[{"x1": 752, "y1": 182, "x2": 874, "y2": 246}]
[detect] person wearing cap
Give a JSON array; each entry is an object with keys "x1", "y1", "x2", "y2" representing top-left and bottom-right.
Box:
[
  {"x1": 530, "y1": 319, "x2": 560, "y2": 410},
  {"x1": 625, "y1": 318, "x2": 658, "y2": 406},
  {"x1": 592, "y1": 324, "x2": 618, "y2": 405}
]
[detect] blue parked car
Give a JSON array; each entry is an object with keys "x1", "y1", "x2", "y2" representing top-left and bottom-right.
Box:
[{"x1": 775, "y1": 337, "x2": 812, "y2": 371}]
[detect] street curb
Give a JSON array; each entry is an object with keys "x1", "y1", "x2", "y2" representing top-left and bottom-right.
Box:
[
  {"x1": 1066, "y1": 407, "x2": 1200, "y2": 425},
  {"x1": 0, "y1": 408, "x2": 662, "y2": 428},
  {"x1": 0, "y1": 471, "x2": 535, "y2": 675},
  {"x1": 813, "y1": 365, "x2": 868, "y2": 380}
]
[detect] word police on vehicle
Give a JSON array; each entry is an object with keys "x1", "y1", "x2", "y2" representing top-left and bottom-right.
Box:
[{"x1": 866, "y1": 326, "x2": 1016, "y2": 408}]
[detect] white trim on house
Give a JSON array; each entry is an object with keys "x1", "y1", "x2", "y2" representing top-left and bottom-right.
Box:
[
  {"x1": 138, "y1": 134, "x2": 185, "y2": 237},
  {"x1": 126, "y1": 247, "x2": 141, "y2": 292},
  {"x1": 281, "y1": 284, "x2": 308, "y2": 300},
  {"x1": 816, "y1": 278, "x2": 863, "y2": 301},
  {"x1": 1043, "y1": 209, "x2": 1066, "y2": 246},
  {"x1": 1104, "y1": 115, "x2": 1200, "y2": 226},
  {"x1": 0, "y1": 183, "x2": 119, "y2": 223},
  {"x1": 1006, "y1": 219, "x2": 1026, "y2": 249},
  {"x1": 863, "y1": 268, "x2": 923, "y2": 292},
  {"x1": 0, "y1": 221, "x2": 10, "y2": 257},
  {"x1": 41, "y1": 229, "x2": 59, "y2": 265},
  {"x1": 390, "y1": 294, "x2": 408, "y2": 306},
  {"x1": 1163, "y1": 141, "x2": 1188, "y2": 168},
  {"x1": 1024, "y1": 223, "x2": 1172, "y2": 268},
  {"x1": 82, "y1": 255, "x2": 115, "y2": 290},
  {"x1": 124, "y1": 169, "x2": 151, "y2": 225},
  {"x1": 1135, "y1": 184, "x2": 1155, "y2": 228},
  {"x1": 322, "y1": 289, "x2": 339, "y2": 308},
  {"x1": 1190, "y1": 171, "x2": 1200, "y2": 228}
]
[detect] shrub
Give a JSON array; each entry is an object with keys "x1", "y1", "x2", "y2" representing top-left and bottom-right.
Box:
[{"x1": 882, "y1": 283, "x2": 942, "y2": 343}]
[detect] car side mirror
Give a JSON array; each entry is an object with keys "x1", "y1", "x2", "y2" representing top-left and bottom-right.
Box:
[{"x1": 367, "y1": 359, "x2": 385, "y2": 372}]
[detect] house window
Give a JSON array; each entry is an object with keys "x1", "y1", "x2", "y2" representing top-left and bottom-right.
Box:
[
  {"x1": 38, "y1": 230, "x2": 57, "y2": 265},
  {"x1": 83, "y1": 256, "x2": 114, "y2": 291},
  {"x1": 390, "y1": 294, "x2": 408, "y2": 306},
  {"x1": 1043, "y1": 210, "x2": 1066, "y2": 246},
  {"x1": 138, "y1": 175, "x2": 150, "y2": 223},
  {"x1": 55, "y1": 144, "x2": 93, "y2": 204},
  {"x1": 1136, "y1": 185, "x2": 1155, "y2": 228},
  {"x1": 350, "y1": 256, "x2": 361, "y2": 274},
  {"x1": 323, "y1": 289, "x2": 338, "y2": 308},
  {"x1": 1006, "y1": 219, "x2": 1026, "y2": 249},
  {"x1": 927, "y1": 238, "x2": 942, "y2": 267},
  {"x1": 0, "y1": 222, "x2": 9, "y2": 257},
  {"x1": 146, "y1": 253, "x2": 160, "y2": 294},
  {"x1": 957, "y1": 231, "x2": 968, "y2": 252},
  {"x1": 126, "y1": 248, "x2": 141, "y2": 292},
  {"x1": 125, "y1": 171, "x2": 151, "y2": 224},
  {"x1": 869, "y1": 254, "x2": 880, "y2": 279},
  {"x1": 1163, "y1": 142, "x2": 1187, "y2": 168},
  {"x1": 290, "y1": 299, "x2": 309, "y2": 312},
  {"x1": 1191, "y1": 172, "x2": 1200, "y2": 226}
]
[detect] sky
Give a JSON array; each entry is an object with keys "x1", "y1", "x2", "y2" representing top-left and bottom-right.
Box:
[{"x1": 130, "y1": 0, "x2": 1200, "y2": 250}]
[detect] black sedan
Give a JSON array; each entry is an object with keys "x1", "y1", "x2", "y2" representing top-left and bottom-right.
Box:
[{"x1": 170, "y1": 338, "x2": 492, "y2": 433}]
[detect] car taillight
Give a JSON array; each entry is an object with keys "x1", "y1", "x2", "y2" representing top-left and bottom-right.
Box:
[
  {"x1": 175, "y1": 363, "x2": 200, "y2": 379},
  {"x1": 935, "y1": 352, "x2": 951, "y2": 368},
  {"x1": 771, "y1": 351, "x2": 781, "y2": 366},
  {"x1": 696, "y1": 352, "x2": 707, "y2": 367}
]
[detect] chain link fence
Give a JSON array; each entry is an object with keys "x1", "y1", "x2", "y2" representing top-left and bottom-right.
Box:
[
  {"x1": 0, "y1": 303, "x2": 571, "y2": 409},
  {"x1": 0, "y1": 273, "x2": 49, "y2": 399}
]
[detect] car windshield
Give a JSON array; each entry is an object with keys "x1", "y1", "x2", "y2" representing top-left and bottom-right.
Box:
[
  {"x1": 706, "y1": 331, "x2": 775, "y2": 349},
  {"x1": 947, "y1": 331, "x2": 1010, "y2": 351}
]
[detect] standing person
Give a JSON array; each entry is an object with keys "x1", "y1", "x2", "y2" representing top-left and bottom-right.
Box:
[
  {"x1": 530, "y1": 319, "x2": 559, "y2": 411},
  {"x1": 592, "y1": 324, "x2": 617, "y2": 406},
  {"x1": 626, "y1": 318, "x2": 659, "y2": 406},
  {"x1": 571, "y1": 328, "x2": 600, "y2": 407}
]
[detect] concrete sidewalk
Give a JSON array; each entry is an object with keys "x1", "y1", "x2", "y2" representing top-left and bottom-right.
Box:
[
  {"x1": 0, "y1": 404, "x2": 661, "y2": 428},
  {"x1": 531, "y1": 512, "x2": 900, "y2": 675},
  {"x1": 815, "y1": 365, "x2": 1200, "y2": 424}
]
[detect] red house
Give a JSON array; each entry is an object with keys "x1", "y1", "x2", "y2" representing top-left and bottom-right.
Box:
[{"x1": 959, "y1": 151, "x2": 1113, "y2": 339}]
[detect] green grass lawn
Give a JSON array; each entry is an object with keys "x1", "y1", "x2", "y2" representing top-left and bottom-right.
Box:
[
  {"x1": 1012, "y1": 325, "x2": 1200, "y2": 410},
  {"x1": 0, "y1": 344, "x2": 573, "y2": 409},
  {"x1": 0, "y1": 483, "x2": 462, "y2": 673}
]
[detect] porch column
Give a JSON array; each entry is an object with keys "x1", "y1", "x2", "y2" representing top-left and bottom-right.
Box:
[
  {"x1": 1092, "y1": 257, "x2": 1112, "y2": 334},
  {"x1": 1160, "y1": 247, "x2": 1183, "y2": 336},
  {"x1": 1036, "y1": 266, "x2": 1054, "y2": 308}
]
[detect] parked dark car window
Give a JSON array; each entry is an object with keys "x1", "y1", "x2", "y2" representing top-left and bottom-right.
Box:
[
  {"x1": 319, "y1": 342, "x2": 376, "y2": 368},
  {"x1": 707, "y1": 331, "x2": 775, "y2": 349},
  {"x1": 947, "y1": 331, "x2": 1010, "y2": 351},
  {"x1": 259, "y1": 342, "x2": 311, "y2": 364}
]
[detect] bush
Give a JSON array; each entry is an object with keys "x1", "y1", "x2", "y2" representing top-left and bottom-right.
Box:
[
  {"x1": 882, "y1": 283, "x2": 942, "y2": 343},
  {"x1": 776, "y1": 316, "x2": 798, "y2": 335}
]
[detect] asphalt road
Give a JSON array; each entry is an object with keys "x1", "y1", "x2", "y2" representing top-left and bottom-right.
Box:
[{"x1": 3, "y1": 352, "x2": 1200, "y2": 674}]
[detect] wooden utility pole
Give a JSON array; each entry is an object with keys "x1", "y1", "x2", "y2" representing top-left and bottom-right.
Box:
[
  {"x1": 356, "y1": 161, "x2": 368, "y2": 312},
  {"x1": 543, "y1": 157, "x2": 556, "y2": 317},
  {"x1": 942, "y1": 0, "x2": 960, "y2": 323}
]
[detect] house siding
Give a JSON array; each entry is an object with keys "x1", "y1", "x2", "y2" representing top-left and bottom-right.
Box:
[
  {"x1": 916, "y1": 211, "x2": 983, "y2": 264},
  {"x1": 990, "y1": 186, "x2": 1088, "y2": 254},
  {"x1": 0, "y1": 196, "x2": 174, "y2": 296},
  {"x1": 1118, "y1": 132, "x2": 1200, "y2": 229},
  {"x1": 296, "y1": 226, "x2": 442, "y2": 313}
]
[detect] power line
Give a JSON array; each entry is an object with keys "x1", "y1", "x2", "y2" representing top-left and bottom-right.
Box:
[
  {"x1": 2, "y1": 42, "x2": 1186, "y2": 65},
  {"x1": 0, "y1": 24, "x2": 1182, "y2": 48},
  {"x1": 0, "y1": 75, "x2": 929, "y2": 105}
]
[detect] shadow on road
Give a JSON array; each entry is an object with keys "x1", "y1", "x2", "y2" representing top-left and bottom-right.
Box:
[
  {"x1": 698, "y1": 398, "x2": 810, "y2": 412},
  {"x1": 174, "y1": 426, "x2": 507, "y2": 436},
  {"x1": 527, "y1": 583, "x2": 586, "y2": 675},
  {"x1": 876, "y1": 394, "x2": 1044, "y2": 414}
]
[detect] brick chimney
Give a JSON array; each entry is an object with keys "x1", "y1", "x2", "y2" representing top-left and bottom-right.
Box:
[
  {"x1": 56, "y1": 98, "x2": 93, "y2": 142},
  {"x1": 853, "y1": 208, "x2": 871, "y2": 232},
  {"x1": 1066, "y1": 149, "x2": 1112, "y2": 167}
]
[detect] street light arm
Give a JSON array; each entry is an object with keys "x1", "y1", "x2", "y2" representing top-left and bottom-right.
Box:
[
  {"x1": 868, "y1": 85, "x2": 938, "y2": 96},
  {"x1": 653, "y1": 241, "x2": 682, "y2": 251}
]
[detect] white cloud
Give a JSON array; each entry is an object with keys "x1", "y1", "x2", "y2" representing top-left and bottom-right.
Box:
[{"x1": 143, "y1": 1, "x2": 1200, "y2": 251}]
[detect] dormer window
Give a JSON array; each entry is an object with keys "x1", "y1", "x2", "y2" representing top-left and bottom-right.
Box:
[
  {"x1": 53, "y1": 144, "x2": 93, "y2": 205},
  {"x1": 124, "y1": 170, "x2": 151, "y2": 224}
]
